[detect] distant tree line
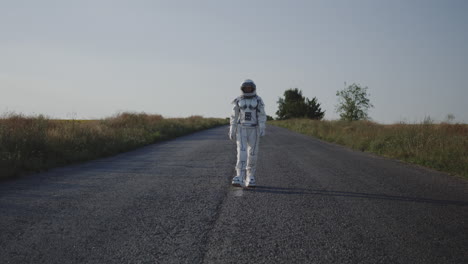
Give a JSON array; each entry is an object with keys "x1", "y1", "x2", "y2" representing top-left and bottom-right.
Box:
[{"x1": 275, "y1": 83, "x2": 373, "y2": 121}]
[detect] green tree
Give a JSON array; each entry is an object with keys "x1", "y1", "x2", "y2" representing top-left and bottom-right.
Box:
[
  {"x1": 276, "y1": 88, "x2": 325, "y2": 120},
  {"x1": 336, "y1": 83, "x2": 374, "y2": 121}
]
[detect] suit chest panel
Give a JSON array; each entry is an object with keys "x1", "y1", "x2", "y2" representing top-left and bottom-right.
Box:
[{"x1": 238, "y1": 98, "x2": 258, "y2": 111}]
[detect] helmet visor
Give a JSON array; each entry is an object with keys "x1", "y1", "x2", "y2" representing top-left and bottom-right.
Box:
[{"x1": 241, "y1": 85, "x2": 255, "y2": 93}]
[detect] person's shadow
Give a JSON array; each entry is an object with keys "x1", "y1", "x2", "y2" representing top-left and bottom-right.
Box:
[{"x1": 244, "y1": 186, "x2": 468, "y2": 206}]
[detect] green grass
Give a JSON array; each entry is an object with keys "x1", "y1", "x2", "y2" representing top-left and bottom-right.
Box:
[
  {"x1": 271, "y1": 119, "x2": 468, "y2": 178},
  {"x1": 0, "y1": 112, "x2": 228, "y2": 180}
]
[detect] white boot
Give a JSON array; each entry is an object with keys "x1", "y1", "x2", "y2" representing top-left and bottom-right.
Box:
[
  {"x1": 231, "y1": 176, "x2": 243, "y2": 187},
  {"x1": 246, "y1": 168, "x2": 256, "y2": 188},
  {"x1": 246, "y1": 177, "x2": 256, "y2": 188},
  {"x1": 232, "y1": 170, "x2": 246, "y2": 187}
]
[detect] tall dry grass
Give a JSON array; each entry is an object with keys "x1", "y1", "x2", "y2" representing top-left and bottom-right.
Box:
[
  {"x1": 271, "y1": 119, "x2": 468, "y2": 178},
  {"x1": 0, "y1": 112, "x2": 228, "y2": 180}
]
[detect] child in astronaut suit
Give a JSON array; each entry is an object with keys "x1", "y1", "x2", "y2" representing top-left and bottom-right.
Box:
[{"x1": 229, "y1": 79, "x2": 267, "y2": 187}]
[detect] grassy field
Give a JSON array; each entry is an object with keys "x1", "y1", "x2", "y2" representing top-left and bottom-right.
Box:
[
  {"x1": 271, "y1": 119, "x2": 468, "y2": 179},
  {"x1": 0, "y1": 112, "x2": 228, "y2": 180}
]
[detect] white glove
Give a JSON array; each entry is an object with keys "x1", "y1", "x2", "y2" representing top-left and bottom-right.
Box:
[
  {"x1": 259, "y1": 126, "x2": 265, "y2": 137},
  {"x1": 229, "y1": 127, "x2": 237, "y2": 141}
]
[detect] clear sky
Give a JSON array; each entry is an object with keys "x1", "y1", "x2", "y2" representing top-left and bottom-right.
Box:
[{"x1": 1, "y1": 0, "x2": 467, "y2": 123}]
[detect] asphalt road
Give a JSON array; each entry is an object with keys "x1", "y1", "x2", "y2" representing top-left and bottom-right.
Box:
[{"x1": 1, "y1": 125, "x2": 467, "y2": 264}]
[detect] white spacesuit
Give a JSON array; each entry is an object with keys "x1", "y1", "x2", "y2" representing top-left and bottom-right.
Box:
[{"x1": 229, "y1": 79, "x2": 267, "y2": 187}]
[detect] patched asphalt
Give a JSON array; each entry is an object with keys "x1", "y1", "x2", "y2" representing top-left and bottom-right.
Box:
[{"x1": 1, "y1": 125, "x2": 467, "y2": 263}]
